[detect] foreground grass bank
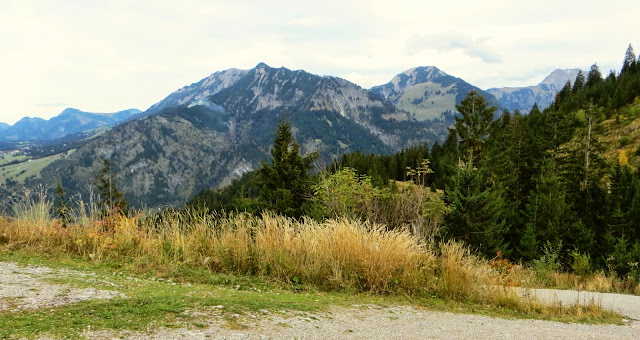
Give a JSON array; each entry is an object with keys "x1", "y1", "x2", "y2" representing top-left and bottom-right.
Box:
[
  {"x1": 0, "y1": 251, "x2": 623, "y2": 339},
  {"x1": 0, "y1": 212, "x2": 625, "y2": 338}
]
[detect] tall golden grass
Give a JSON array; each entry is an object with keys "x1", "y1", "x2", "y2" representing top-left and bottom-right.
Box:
[
  {"x1": 0, "y1": 208, "x2": 631, "y2": 319},
  {"x1": 0, "y1": 210, "x2": 436, "y2": 293},
  {"x1": 0, "y1": 208, "x2": 518, "y2": 297}
]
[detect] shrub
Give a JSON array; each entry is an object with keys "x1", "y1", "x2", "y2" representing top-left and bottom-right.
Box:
[
  {"x1": 570, "y1": 250, "x2": 592, "y2": 276},
  {"x1": 619, "y1": 136, "x2": 632, "y2": 146}
]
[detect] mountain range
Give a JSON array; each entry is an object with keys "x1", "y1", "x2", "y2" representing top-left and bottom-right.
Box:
[
  {"x1": 36, "y1": 63, "x2": 440, "y2": 207},
  {"x1": 0, "y1": 108, "x2": 141, "y2": 142},
  {"x1": 487, "y1": 69, "x2": 581, "y2": 113},
  {"x1": 3, "y1": 64, "x2": 580, "y2": 209}
]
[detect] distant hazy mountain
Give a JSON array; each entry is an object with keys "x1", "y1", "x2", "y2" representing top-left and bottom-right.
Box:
[
  {"x1": 486, "y1": 69, "x2": 581, "y2": 113},
  {"x1": 38, "y1": 63, "x2": 442, "y2": 208},
  {"x1": 370, "y1": 66, "x2": 500, "y2": 121},
  {"x1": 0, "y1": 122, "x2": 9, "y2": 130},
  {"x1": 0, "y1": 108, "x2": 141, "y2": 142}
]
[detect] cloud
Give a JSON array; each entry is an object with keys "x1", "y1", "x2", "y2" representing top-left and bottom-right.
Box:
[
  {"x1": 36, "y1": 103, "x2": 69, "y2": 107},
  {"x1": 406, "y1": 33, "x2": 502, "y2": 64}
]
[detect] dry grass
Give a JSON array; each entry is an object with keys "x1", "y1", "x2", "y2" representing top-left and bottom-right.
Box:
[
  {"x1": 0, "y1": 209, "x2": 625, "y2": 321},
  {"x1": 0, "y1": 211, "x2": 435, "y2": 294}
]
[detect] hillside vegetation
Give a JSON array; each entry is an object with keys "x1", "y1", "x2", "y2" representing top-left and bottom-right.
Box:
[
  {"x1": 1, "y1": 47, "x2": 640, "y2": 339},
  {"x1": 188, "y1": 45, "x2": 640, "y2": 291}
]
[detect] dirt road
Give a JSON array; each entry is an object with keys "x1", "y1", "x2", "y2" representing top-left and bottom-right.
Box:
[{"x1": 1, "y1": 261, "x2": 638, "y2": 339}]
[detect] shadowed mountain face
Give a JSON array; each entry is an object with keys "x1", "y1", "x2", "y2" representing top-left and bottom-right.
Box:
[
  {"x1": 486, "y1": 69, "x2": 581, "y2": 113},
  {"x1": 370, "y1": 66, "x2": 500, "y2": 121},
  {"x1": 39, "y1": 63, "x2": 442, "y2": 208},
  {"x1": 0, "y1": 108, "x2": 141, "y2": 142}
]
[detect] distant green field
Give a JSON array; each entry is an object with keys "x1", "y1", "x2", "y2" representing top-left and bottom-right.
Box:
[
  {"x1": 0, "y1": 154, "x2": 27, "y2": 167},
  {"x1": 0, "y1": 151, "x2": 73, "y2": 184}
]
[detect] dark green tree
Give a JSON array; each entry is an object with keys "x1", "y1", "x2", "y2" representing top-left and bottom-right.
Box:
[
  {"x1": 522, "y1": 158, "x2": 572, "y2": 251},
  {"x1": 572, "y1": 71, "x2": 586, "y2": 94},
  {"x1": 444, "y1": 166, "x2": 508, "y2": 257},
  {"x1": 622, "y1": 44, "x2": 636, "y2": 74},
  {"x1": 53, "y1": 183, "x2": 72, "y2": 227},
  {"x1": 554, "y1": 81, "x2": 572, "y2": 109},
  {"x1": 94, "y1": 159, "x2": 129, "y2": 217},
  {"x1": 453, "y1": 90, "x2": 497, "y2": 168},
  {"x1": 258, "y1": 121, "x2": 319, "y2": 217},
  {"x1": 586, "y1": 63, "x2": 603, "y2": 87}
]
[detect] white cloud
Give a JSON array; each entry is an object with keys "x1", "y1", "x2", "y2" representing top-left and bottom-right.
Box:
[{"x1": 407, "y1": 33, "x2": 502, "y2": 64}]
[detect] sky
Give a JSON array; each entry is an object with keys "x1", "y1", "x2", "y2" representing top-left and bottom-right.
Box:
[{"x1": 1, "y1": 0, "x2": 639, "y2": 125}]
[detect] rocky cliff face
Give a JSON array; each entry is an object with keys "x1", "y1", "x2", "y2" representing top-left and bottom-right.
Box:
[{"x1": 39, "y1": 63, "x2": 440, "y2": 208}]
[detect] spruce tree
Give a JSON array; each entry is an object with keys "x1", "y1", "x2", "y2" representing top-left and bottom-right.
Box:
[
  {"x1": 444, "y1": 166, "x2": 508, "y2": 257},
  {"x1": 453, "y1": 90, "x2": 496, "y2": 168},
  {"x1": 586, "y1": 63, "x2": 603, "y2": 87},
  {"x1": 522, "y1": 158, "x2": 571, "y2": 249},
  {"x1": 54, "y1": 183, "x2": 72, "y2": 227},
  {"x1": 258, "y1": 121, "x2": 318, "y2": 217},
  {"x1": 94, "y1": 159, "x2": 129, "y2": 217},
  {"x1": 622, "y1": 44, "x2": 636, "y2": 74},
  {"x1": 572, "y1": 71, "x2": 586, "y2": 94},
  {"x1": 554, "y1": 81, "x2": 572, "y2": 109}
]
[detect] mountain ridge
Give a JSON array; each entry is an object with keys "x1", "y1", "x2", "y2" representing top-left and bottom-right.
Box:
[
  {"x1": 34, "y1": 62, "x2": 440, "y2": 208},
  {"x1": 486, "y1": 68, "x2": 581, "y2": 113},
  {"x1": 370, "y1": 66, "x2": 500, "y2": 121},
  {"x1": 0, "y1": 108, "x2": 141, "y2": 142}
]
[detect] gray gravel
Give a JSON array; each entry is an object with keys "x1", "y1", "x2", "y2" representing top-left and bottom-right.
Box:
[
  {"x1": 0, "y1": 261, "x2": 123, "y2": 311},
  {"x1": 84, "y1": 305, "x2": 640, "y2": 340},
  {"x1": 521, "y1": 287, "x2": 640, "y2": 320},
  {"x1": 1, "y1": 261, "x2": 639, "y2": 339}
]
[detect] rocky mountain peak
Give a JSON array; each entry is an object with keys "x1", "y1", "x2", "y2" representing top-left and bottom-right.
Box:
[
  {"x1": 538, "y1": 68, "x2": 582, "y2": 90},
  {"x1": 381, "y1": 66, "x2": 448, "y2": 97},
  {"x1": 486, "y1": 68, "x2": 583, "y2": 113},
  {"x1": 146, "y1": 67, "x2": 249, "y2": 115}
]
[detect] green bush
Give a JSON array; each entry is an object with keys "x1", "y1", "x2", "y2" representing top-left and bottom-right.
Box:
[
  {"x1": 570, "y1": 250, "x2": 592, "y2": 276},
  {"x1": 619, "y1": 136, "x2": 632, "y2": 146},
  {"x1": 532, "y1": 241, "x2": 563, "y2": 284}
]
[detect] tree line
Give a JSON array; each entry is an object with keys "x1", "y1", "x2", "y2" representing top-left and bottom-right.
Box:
[{"x1": 189, "y1": 45, "x2": 640, "y2": 278}]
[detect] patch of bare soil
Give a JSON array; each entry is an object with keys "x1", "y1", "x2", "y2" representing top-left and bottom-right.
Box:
[{"x1": 0, "y1": 262, "x2": 123, "y2": 312}]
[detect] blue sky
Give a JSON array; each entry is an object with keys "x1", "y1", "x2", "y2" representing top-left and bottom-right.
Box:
[{"x1": 1, "y1": 0, "x2": 639, "y2": 124}]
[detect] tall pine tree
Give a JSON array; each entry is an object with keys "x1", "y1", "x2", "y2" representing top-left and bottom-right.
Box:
[
  {"x1": 453, "y1": 90, "x2": 496, "y2": 169},
  {"x1": 258, "y1": 121, "x2": 318, "y2": 217}
]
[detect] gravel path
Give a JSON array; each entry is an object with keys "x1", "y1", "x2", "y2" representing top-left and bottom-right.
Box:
[
  {"x1": 1, "y1": 261, "x2": 639, "y2": 339},
  {"x1": 0, "y1": 261, "x2": 122, "y2": 312},
  {"x1": 521, "y1": 288, "x2": 640, "y2": 321},
  {"x1": 85, "y1": 305, "x2": 640, "y2": 340}
]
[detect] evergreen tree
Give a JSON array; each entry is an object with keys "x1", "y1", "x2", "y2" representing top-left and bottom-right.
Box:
[
  {"x1": 453, "y1": 90, "x2": 496, "y2": 168},
  {"x1": 444, "y1": 166, "x2": 508, "y2": 257},
  {"x1": 94, "y1": 159, "x2": 129, "y2": 217},
  {"x1": 522, "y1": 158, "x2": 572, "y2": 252},
  {"x1": 572, "y1": 71, "x2": 586, "y2": 94},
  {"x1": 258, "y1": 121, "x2": 318, "y2": 217},
  {"x1": 554, "y1": 81, "x2": 572, "y2": 109},
  {"x1": 622, "y1": 44, "x2": 636, "y2": 74},
  {"x1": 54, "y1": 183, "x2": 72, "y2": 227},
  {"x1": 586, "y1": 63, "x2": 603, "y2": 87}
]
